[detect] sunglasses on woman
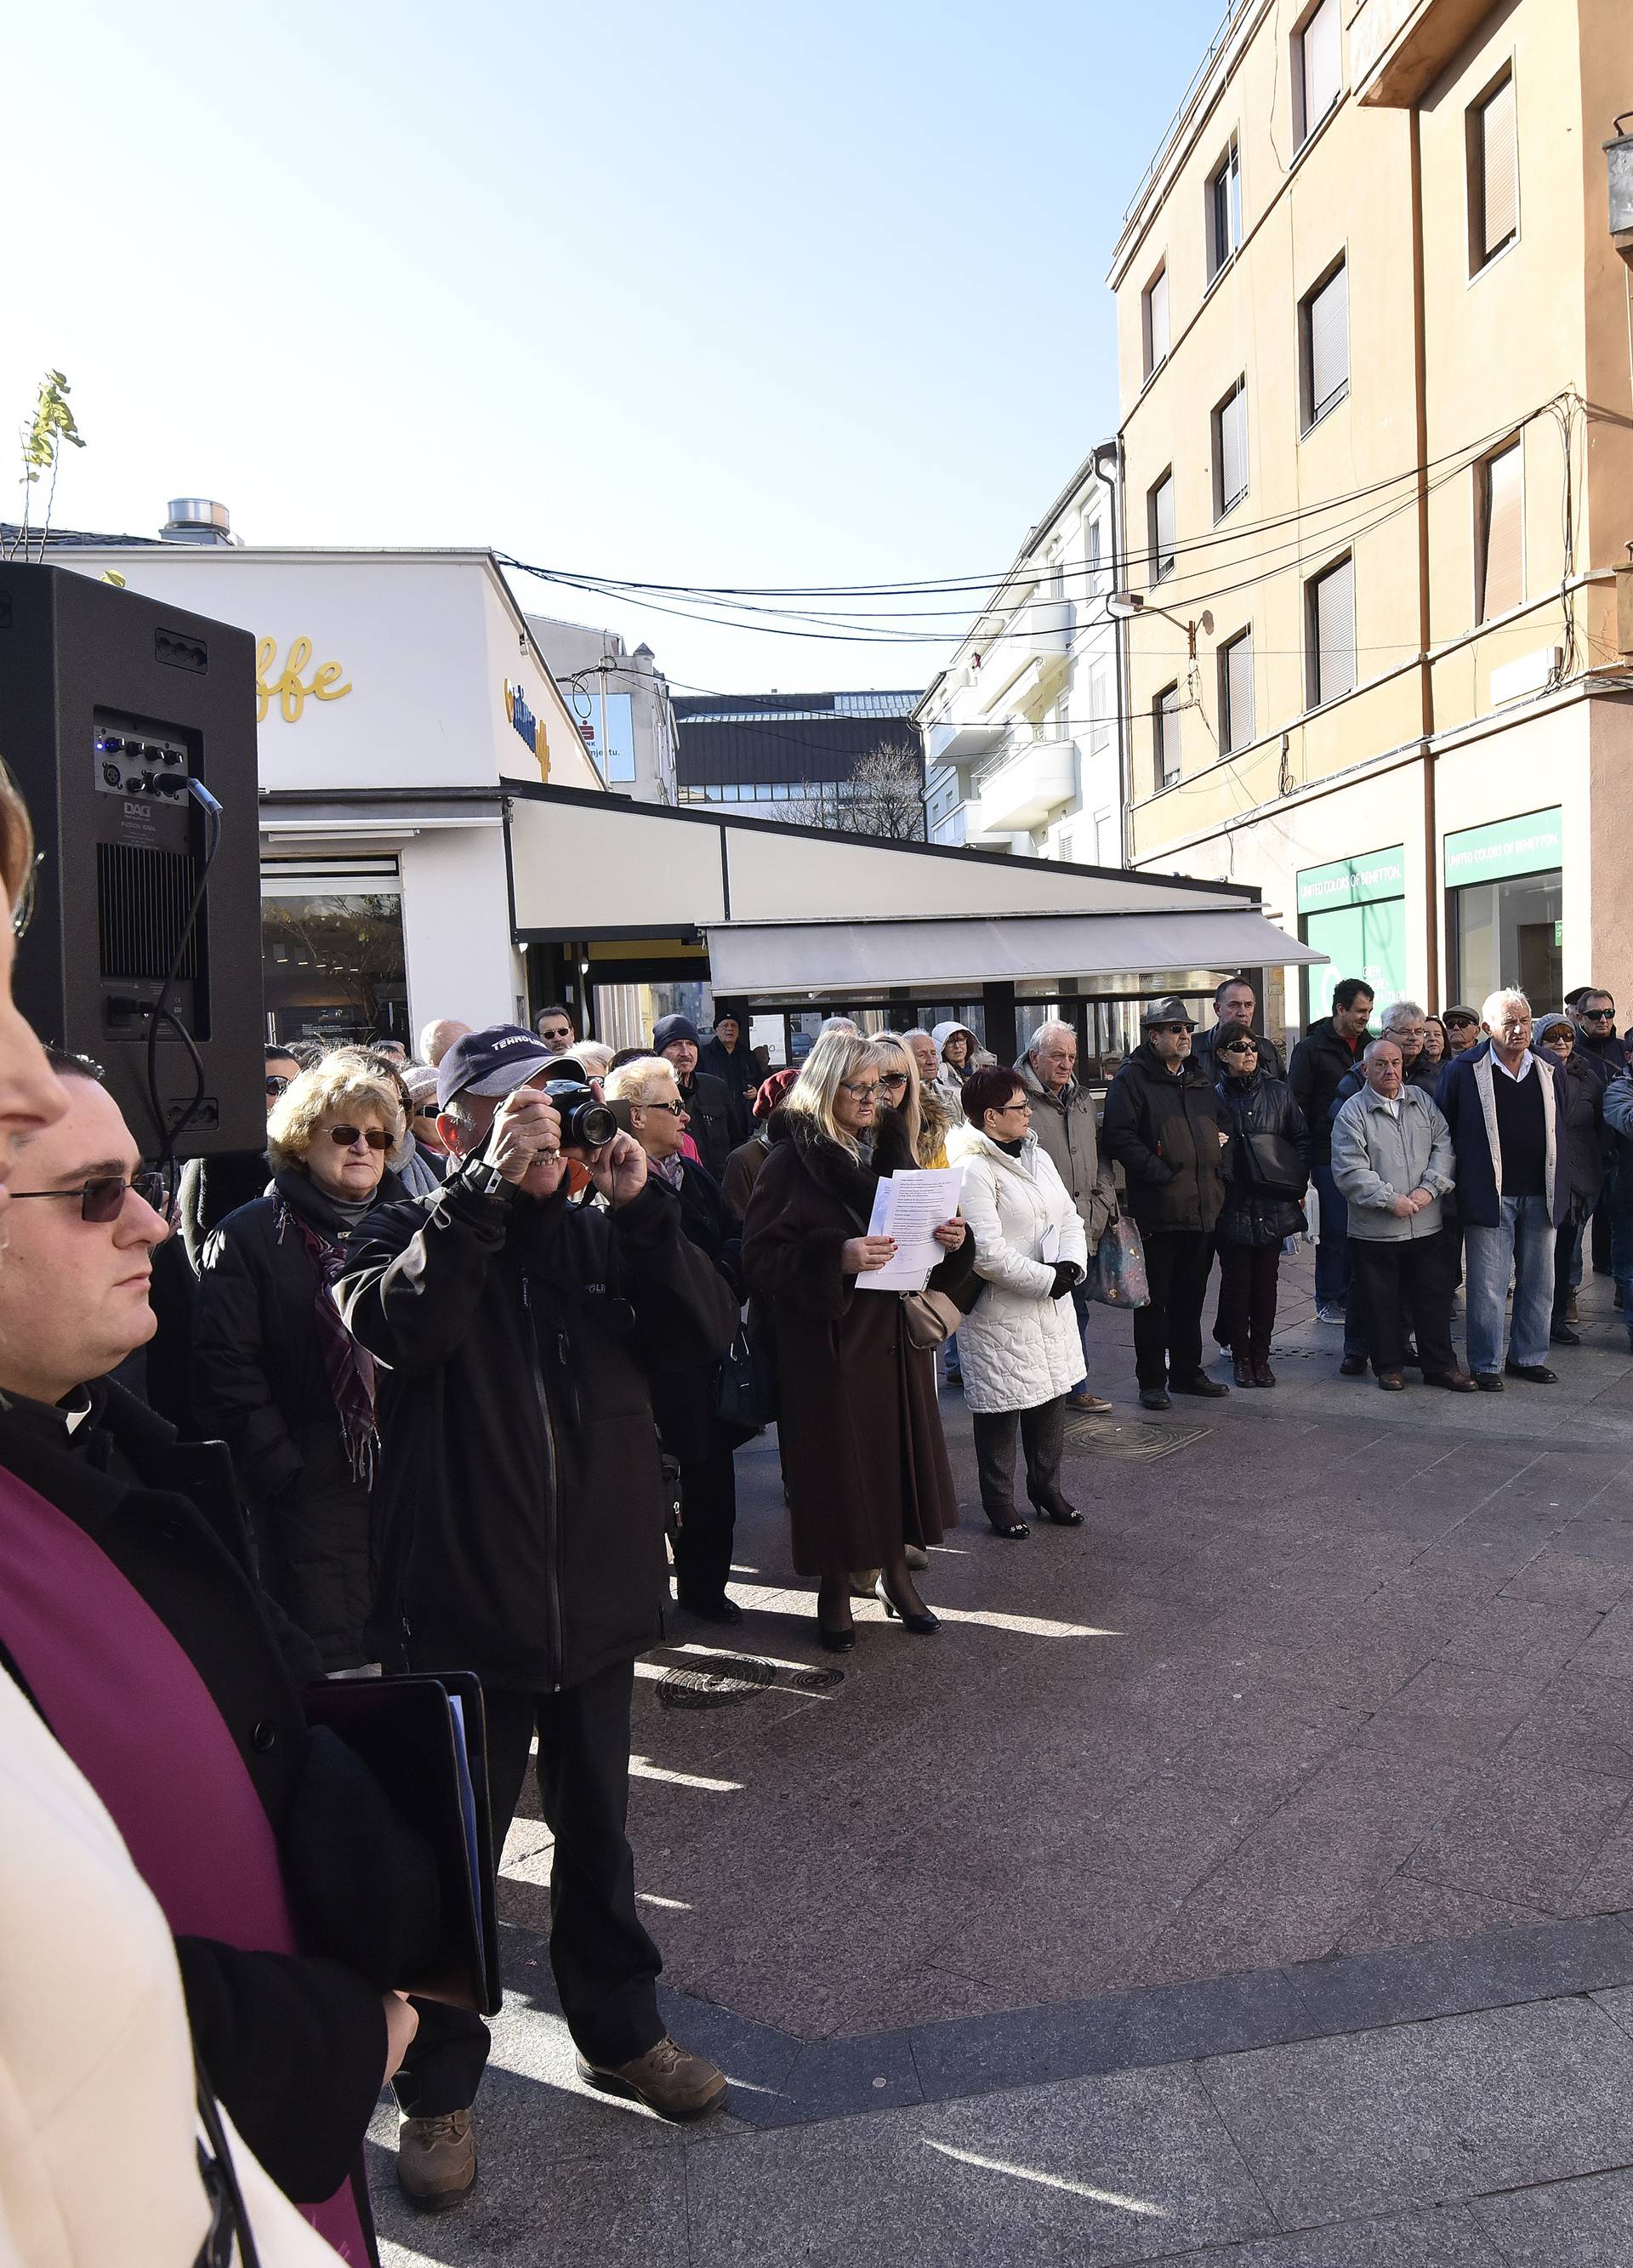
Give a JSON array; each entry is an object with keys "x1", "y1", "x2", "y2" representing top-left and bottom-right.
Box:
[
  {"x1": 327, "y1": 1125, "x2": 390, "y2": 1150},
  {"x1": 265, "y1": 1074, "x2": 291, "y2": 1097},
  {"x1": 9, "y1": 1169, "x2": 168, "y2": 1223}
]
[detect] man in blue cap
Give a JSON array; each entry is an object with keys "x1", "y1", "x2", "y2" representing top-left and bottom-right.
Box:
[{"x1": 339, "y1": 1025, "x2": 739, "y2": 2205}]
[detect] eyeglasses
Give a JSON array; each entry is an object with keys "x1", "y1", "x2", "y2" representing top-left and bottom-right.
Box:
[
  {"x1": 838, "y1": 1080, "x2": 882, "y2": 1101},
  {"x1": 1547, "y1": 1034, "x2": 1575, "y2": 1048},
  {"x1": 1583, "y1": 1010, "x2": 1616, "y2": 1023},
  {"x1": 875, "y1": 1070, "x2": 909, "y2": 1089},
  {"x1": 1219, "y1": 1041, "x2": 1258, "y2": 1057},
  {"x1": 541, "y1": 1029, "x2": 573, "y2": 1043},
  {"x1": 414, "y1": 1102, "x2": 441, "y2": 1119},
  {"x1": 1445, "y1": 1014, "x2": 1477, "y2": 1028},
  {"x1": 10, "y1": 851, "x2": 42, "y2": 943},
  {"x1": 265, "y1": 1074, "x2": 292, "y2": 1097},
  {"x1": 9, "y1": 1169, "x2": 168, "y2": 1223},
  {"x1": 996, "y1": 1097, "x2": 1032, "y2": 1114},
  {"x1": 1149, "y1": 1024, "x2": 1188, "y2": 1037},
  {"x1": 326, "y1": 1125, "x2": 390, "y2": 1150},
  {"x1": 644, "y1": 1097, "x2": 686, "y2": 1116}
]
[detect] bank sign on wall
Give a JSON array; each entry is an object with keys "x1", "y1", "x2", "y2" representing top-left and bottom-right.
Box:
[{"x1": 1296, "y1": 846, "x2": 1407, "y2": 1024}]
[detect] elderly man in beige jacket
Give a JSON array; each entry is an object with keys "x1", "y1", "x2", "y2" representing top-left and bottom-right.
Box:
[{"x1": 1014, "y1": 1020, "x2": 1118, "y2": 1412}]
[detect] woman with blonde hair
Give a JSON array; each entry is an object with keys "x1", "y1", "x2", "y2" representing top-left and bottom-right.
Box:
[
  {"x1": 873, "y1": 1029, "x2": 955, "y2": 1169},
  {"x1": 742, "y1": 1028, "x2": 971, "y2": 1650},
  {"x1": 193, "y1": 1047, "x2": 408, "y2": 1665}
]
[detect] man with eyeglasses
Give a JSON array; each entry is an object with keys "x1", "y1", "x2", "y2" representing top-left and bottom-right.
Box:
[
  {"x1": 1442, "y1": 1007, "x2": 1482, "y2": 1057},
  {"x1": 1566, "y1": 989, "x2": 1624, "y2": 1298},
  {"x1": 1102, "y1": 999, "x2": 1232, "y2": 1409},
  {"x1": 536, "y1": 1003, "x2": 578, "y2": 1055},
  {"x1": 338, "y1": 1024, "x2": 739, "y2": 2199}
]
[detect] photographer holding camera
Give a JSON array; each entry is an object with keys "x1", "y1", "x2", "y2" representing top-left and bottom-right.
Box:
[{"x1": 336, "y1": 1025, "x2": 739, "y2": 2205}]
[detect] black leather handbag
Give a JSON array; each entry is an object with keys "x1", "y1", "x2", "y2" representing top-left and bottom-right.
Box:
[{"x1": 1245, "y1": 1131, "x2": 1308, "y2": 1200}]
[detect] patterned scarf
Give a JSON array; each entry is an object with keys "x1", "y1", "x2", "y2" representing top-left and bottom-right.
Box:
[
  {"x1": 275, "y1": 1199, "x2": 380, "y2": 1488},
  {"x1": 650, "y1": 1152, "x2": 686, "y2": 1192}
]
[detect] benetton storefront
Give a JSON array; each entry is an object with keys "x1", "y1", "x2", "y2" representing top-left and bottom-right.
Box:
[
  {"x1": 1296, "y1": 846, "x2": 1408, "y2": 1023},
  {"x1": 1443, "y1": 806, "x2": 1563, "y2": 1013}
]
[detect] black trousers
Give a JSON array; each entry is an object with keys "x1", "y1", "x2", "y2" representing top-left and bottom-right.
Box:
[
  {"x1": 971, "y1": 1398, "x2": 1067, "y2": 1522},
  {"x1": 1215, "y1": 1243, "x2": 1281, "y2": 1364},
  {"x1": 393, "y1": 1655, "x2": 663, "y2": 2117},
  {"x1": 1132, "y1": 1231, "x2": 1213, "y2": 1389},
  {"x1": 1349, "y1": 1238, "x2": 1455, "y2": 1376},
  {"x1": 674, "y1": 1418, "x2": 738, "y2": 1603}
]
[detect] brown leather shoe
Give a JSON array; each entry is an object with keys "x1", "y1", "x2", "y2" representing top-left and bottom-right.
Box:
[
  {"x1": 1066, "y1": 1386, "x2": 1114, "y2": 1413},
  {"x1": 1232, "y1": 1353, "x2": 1255, "y2": 1388},
  {"x1": 397, "y1": 2110, "x2": 476, "y2": 2209},
  {"x1": 576, "y1": 2035, "x2": 727, "y2": 2120},
  {"x1": 1253, "y1": 1361, "x2": 1277, "y2": 1388},
  {"x1": 1425, "y1": 1369, "x2": 1477, "y2": 1393},
  {"x1": 1376, "y1": 1370, "x2": 1407, "y2": 1391}
]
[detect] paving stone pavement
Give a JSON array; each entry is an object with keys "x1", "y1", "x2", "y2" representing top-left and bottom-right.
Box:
[{"x1": 375, "y1": 1253, "x2": 1633, "y2": 2264}]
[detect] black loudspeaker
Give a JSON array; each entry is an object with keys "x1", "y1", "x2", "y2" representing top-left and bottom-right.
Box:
[{"x1": 0, "y1": 562, "x2": 264, "y2": 1155}]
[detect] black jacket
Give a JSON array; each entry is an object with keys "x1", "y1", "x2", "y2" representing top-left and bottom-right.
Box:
[
  {"x1": 1101, "y1": 1043, "x2": 1229, "y2": 1234},
  {"x1": 1192, "y1": 1024, "x2": 1285, "y2": 1084},
  {"x1": 650, "y1": 1159, "x2": 743, "y2": 1464},
  {"x1": 192, "y1": 1165, "x2": 401, "y2": 1670},
  {"x1": 1215, "y1": 1068, "x2": 1311, "y2": 1247},
  {"x1": 1576, "y1": 1028, "x2": 1624, "y2": 1090},
  {"x1": 1288, "y1": 1017, "x2": 1367, "y2": 1165},
  {"x1": 679, "y1": 1068, "x2": 736, "y2": 1178},
  {"x1": 337, "y1": 1160, "x2": 738, "y2": 1692},
  {"x1": 177, "y1": 1148, "x2": 273, "y2": 1274},
  {"x1": 1556, "y1": 1049, "x2": 1609, "y2": 1215},
  {"x1": 0, "y1": 1380, "x2": 440, "y2": 2213},
  {"x1": 697, "y1": 1037, "x2": 759, "y2": 1141}
]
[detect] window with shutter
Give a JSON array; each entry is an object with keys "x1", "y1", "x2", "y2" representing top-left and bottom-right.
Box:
[
  {"x1": 1297, "y1": 0, "x2": 1341, "y2": 145},
  {"x1": 1207, "y1": 142, "x2": 1241, "y2": 281},
  {"x1": 1307, "y1": 556, "x2": 1356, "y2": 707},
  {"x1": 1220, "y1": 630, "x2": 1255, "y2": 753},
  {"x1": 1302, "y1": 259, "x2": 1348, "y2": 429},
  {"x1": 1154, "y1": 683, "x2": 1181, "y2": 789},
  {"x1": 1471, "y1": 71, "x2": 1518, "y2": 271},
  {"x1": 1477, "y1": 442, "x2": 1523, "y2": 621},
  {"x1": 1149, "y1": 472, "x2": 1175, "y2": 582},
  {"x1": 1214, "y1": 379, "x2": 1249, "y2": 519},
  {"x1": 1143, "y1": 267, "x2": 1169, "y2": 377}
]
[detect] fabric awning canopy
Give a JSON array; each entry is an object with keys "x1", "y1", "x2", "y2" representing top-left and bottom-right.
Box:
[{"x1": 704, "y1": 908, "x2": 1324, "y2": 994}]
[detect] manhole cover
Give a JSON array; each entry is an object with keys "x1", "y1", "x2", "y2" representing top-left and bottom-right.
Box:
[
  {"x1": 656, "y1": 1654, "x2": 778, "y2": 1711},
  {"x1": 1063, "y1": 1416, "x2": 1215, "y2": 1462},
  {"x1": 785, "y1": 1665, "x2": 845, "y2": 1693}
]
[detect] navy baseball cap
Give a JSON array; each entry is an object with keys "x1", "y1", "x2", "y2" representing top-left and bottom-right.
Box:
[{"x1": 436, "y1": 1023, "x2": 555, "y2": 1110}]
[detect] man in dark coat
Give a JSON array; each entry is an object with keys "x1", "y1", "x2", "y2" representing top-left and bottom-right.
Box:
[
  {"x1": 1101, "y1": 997, "x2": 1231, "y2": 1410},
  {"x1": 653, "y1": 1012, "x2": 736, "y2": 1177},
  {"x1": 0, "y1": 1051, "x2": 441, "y2": 2243},
  {"x1": 338, "y1": 1024, "x2": 739, "y2": 2199},
  {"x1": 606, "y1": 1051, "x2": 747, "y2": 1623},
  {"x1": 1568, "y1": 987, "x2": 1623, "y2": 1285},
  {"x1": 697, "y1": 1006, "x2": 760, "y2": 1143},
  {"x1": 1192, "y1": 977, "x2": 1286, "y2": 1084},
  {"x1": 1288, "y1": 977, "x2": 1374, "y2": 1323},
  {"x1": 1435, "y1": 990, "x2": 1571, "y2": 1389}
]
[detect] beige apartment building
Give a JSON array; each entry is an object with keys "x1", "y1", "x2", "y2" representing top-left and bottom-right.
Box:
[{"x1": 1109, "y1": 0, "x2": 1633, "y2": 1035}]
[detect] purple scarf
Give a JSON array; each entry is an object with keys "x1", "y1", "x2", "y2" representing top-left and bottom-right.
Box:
[{"x1": 277, "y1": 1198, "x2": 379, "y2": 1488}]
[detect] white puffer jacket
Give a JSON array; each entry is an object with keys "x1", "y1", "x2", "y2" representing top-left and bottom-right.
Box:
[{"x1": 946, "y1": 1125, "x2": 1087, "y2": 1414}]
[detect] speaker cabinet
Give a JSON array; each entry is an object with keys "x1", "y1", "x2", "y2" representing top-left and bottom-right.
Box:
[{"x1": 0, "y1": 562, "x2": 264, "y2": 1154}]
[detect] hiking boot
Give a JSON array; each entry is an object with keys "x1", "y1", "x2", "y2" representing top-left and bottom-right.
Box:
[
  {"x1": 397, "y1": 2111, "x2": 476, "y2": 2209},
  {"x1": 576, "y1": 2035, "x2": 727, "y2": 2121}
]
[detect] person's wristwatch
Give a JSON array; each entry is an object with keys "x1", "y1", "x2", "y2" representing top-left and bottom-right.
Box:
[{"x1": 458, "y1": 1154, "x2": 516, "y2": 1205}]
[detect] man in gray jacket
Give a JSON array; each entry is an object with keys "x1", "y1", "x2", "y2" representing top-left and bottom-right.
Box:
[
  {"x1": 1016, "y1": 1021, "x2": 1118, "y2": 1412},
  {"x1": 1331, "y1": 1038, "x2": 1472, "y2": 1393}
]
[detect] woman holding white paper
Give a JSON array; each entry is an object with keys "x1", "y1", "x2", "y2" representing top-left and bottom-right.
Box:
[
  {"x1": 946, "y1": 1067, "x2": 1088, "y2": 1539},
  {"x1": 741, "y1": 1030, "x2": 972, "y2": 1651}
]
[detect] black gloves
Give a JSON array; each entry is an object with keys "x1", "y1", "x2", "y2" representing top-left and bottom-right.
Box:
[{"x1": 1049, "y1": 1261, "x2": 1083, "y2": 1302}]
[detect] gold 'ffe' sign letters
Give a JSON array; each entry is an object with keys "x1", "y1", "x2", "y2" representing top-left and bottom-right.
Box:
[{"x1": 256, "y1": 636, "x2": 352, "y2": 723}]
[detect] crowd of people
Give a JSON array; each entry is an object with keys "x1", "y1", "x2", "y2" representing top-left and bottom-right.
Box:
[{"x1": 3, "y1": 735, "x2": 1629, "y2": 2260}]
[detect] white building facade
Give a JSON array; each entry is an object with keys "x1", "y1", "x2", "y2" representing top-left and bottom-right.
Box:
[{"x1": 917, "y1": 449, "x2": 1125, "y2": 870}]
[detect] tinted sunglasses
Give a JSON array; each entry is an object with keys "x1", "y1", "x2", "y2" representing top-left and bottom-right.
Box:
[
  {"x1": 327, "y1": 1125, "x2": 390, "y2": 1150},
  {"x1": 644, "y1": 1097, "x2": 687, "y2": 1116},
  {"x1": 9, "y1": 1169, "x2": 168, "y2": 1223},
  {"x1": 413, "y1": 1101, "x2": 441, "y2": 1120},
  {"x1": 1445, "y1": 1014, "x2": 1477, "y2": 1028},
  {"x1": 265, "y1": 1074, "x2": 292, "y2": 1097}
]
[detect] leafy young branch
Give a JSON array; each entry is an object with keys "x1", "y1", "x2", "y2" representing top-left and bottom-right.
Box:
[{"x1": 4, "y1": 371, "x2": 87, "y2": 561}]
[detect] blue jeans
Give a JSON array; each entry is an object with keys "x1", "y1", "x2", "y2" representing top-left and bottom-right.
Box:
[
  {"x1": 1464, "y1": 1195, "x2": 1556, "y2": 1374},
  {"x1": 1312, "y1": 1160, "x2": 1349, "y2": 1310}
]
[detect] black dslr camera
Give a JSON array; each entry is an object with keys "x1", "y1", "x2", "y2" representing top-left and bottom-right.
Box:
[{"x1": 543, "y1": 1079, "x2": 630, "y2": 1151}]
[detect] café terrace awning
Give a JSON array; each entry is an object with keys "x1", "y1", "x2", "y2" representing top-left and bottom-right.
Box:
[{"x1": 703, "y1": 909, "x2": 1326, "y2": 997}]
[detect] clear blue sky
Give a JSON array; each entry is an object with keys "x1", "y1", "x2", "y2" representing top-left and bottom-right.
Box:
[{"x1": 6, "y1": 0, "x2": 1229, "y2": 695}]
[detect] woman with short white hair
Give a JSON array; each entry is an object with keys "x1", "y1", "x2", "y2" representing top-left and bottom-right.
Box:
[
  {"x1": 742, "y1": 1029, "x2": 970, "y2": 1649},
  {"x1": 193, "y1": 1048, "x2": 407, "y2": 1665}
]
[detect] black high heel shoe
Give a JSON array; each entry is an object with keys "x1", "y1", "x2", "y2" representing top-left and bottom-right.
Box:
[
  {"x1": 1032, "y1": 1496, "x2": 1084, "y2": 1528},
  {"x1": 987, "y1": 1516, "x2": 1030, "y2": 1541},
  {"x1": 816, "y1": 1612, "x2": 856, "y2": 1653},
  {"x1": 874, "y1": 1575, "x2": 939, "y2": 1634}
]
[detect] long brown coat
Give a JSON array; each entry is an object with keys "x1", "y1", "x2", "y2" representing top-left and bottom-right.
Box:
[{"x1": 742, "y1": 1110, "x2": 973, "y2": 1577}]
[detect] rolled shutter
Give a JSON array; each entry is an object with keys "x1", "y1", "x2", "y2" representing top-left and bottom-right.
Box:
[
  {"x1": 1481, "y1": 443, "x2": 1523, "y2": 619},
  {"x1": 1300, "y1": 0, "x2": 1340, "y2": 139},
  {"x1": 1226, "y1": 633, "x2": 1255, "y2": 751},
  {"x1": 1314, "y1": 558, "x2": 1356, "y2": 704},
  {"x1": 1480, "y1": 77, "x2": 1517, "y2": 259},
  {"x1": 1152, "y1": 475, "x2": 1175, "y2": 578},
  {"x1": 1219, "y1": 384, "x2": 1248, "y2": 512},
  {"x1": 1147, "y1": 269, "x2": 1169, "y2": 368},
  {"x1": 1307, "y1": 263, "x2": 1348, "y2": 422}
]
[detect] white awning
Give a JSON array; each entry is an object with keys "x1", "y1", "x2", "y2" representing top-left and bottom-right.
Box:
[{"x1": 704, "y1": 909, "x2": 1324, "y2": 994}]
